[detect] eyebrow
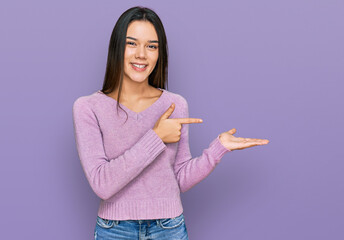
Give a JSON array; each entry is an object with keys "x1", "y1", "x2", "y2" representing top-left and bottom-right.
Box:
[{"x1": 126, "y1": 36, "x2": 159, "y2": 43}]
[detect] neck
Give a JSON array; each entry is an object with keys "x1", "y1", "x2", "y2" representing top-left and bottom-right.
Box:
[{"x1": 112, "y1": 79, "x2": 154, "y2": 102}]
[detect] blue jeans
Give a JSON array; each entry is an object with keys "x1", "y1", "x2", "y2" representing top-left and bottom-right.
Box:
[{"x1": 94, "y1": 213, "x2": 189, "y2": 240}]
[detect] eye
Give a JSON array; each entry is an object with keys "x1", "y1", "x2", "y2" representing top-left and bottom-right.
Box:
[
  {"x1": 126, "y1": 41, "x2": 136, "y2": 46},
  {"x1": 148, "y1": 45, "x2": 158, "y2": 49}
]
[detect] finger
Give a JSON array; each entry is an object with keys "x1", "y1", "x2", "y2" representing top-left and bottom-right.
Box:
[
  {"x1": 246, "y1": 138, "x2": 269, "y2": 144},
  {"x1": 227, "y1": 128, "x2": 236, "y2": 134},
  {"x1": 173, "y1": 118, "x2": 203, "y2": 124},
  {"x1": 250, "y1": 141, "x2": 269, "y2": 146},
  {"x1": 160, "y1": 103, "x2": 175, "y2": 120},
  {"x1": 244, "y1": 139, "x2": 269, "y2": 146}
]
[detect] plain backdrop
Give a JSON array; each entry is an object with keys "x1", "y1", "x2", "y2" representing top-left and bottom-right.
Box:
[{"x1": 1, "y1": 0, "x2": 343, "y2": 239}]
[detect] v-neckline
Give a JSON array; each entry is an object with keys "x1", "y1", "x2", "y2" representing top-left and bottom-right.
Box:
[{"x1": 96, "y1": 88, "x2": 166, "y2": 120}]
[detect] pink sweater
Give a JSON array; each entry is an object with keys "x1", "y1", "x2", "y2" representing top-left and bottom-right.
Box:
[{"x1": 72, "y1": 88, "x2": 231, "y2": 220}]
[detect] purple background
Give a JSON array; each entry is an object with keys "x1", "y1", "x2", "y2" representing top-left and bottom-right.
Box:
[{"x1": 1, "y1": 0, "x2": 343, "y2": 239}]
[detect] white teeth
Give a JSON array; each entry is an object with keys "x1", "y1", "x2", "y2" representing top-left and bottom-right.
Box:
[{"x1": 132, "y1": 63, "x2": 146, "y2": 68}]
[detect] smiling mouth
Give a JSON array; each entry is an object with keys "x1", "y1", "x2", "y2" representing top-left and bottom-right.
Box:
[
  {"x1": 131, "y1": 63, "x2": 147, "y2": 68},
  {"x1": 131, "y1": 63, "x2": 148, "y2": 71}
]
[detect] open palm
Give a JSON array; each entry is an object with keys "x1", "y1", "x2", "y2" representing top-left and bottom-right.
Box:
[{"x1": 219, "y1": 128, "x2": 269, "y2": 151}]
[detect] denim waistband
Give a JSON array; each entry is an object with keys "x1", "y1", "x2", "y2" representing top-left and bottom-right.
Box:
[
  {"x1": 114, "y1": 219, "x2": 157, "y2": 227},
  {"x1": 98, "y1": 213, "x2": 183, "y2": 227}
]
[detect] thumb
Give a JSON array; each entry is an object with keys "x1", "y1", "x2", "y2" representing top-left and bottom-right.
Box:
[
  {"x1": 160, "y1": 103, "x2": 175, "y2": 120},
  {"x1": 227, "y1": 128, "x2": 236, "y2": 135}
]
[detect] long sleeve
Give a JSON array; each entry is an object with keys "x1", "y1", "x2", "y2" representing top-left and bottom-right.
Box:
[
  {"x1": 72, "y1": 98, "x2": 167, "y2": 201},
  {"x1": 173, "y1": 97, "x2": 231, "y2": 193}
]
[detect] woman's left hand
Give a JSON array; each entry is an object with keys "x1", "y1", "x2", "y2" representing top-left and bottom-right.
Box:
[{"x1": 219, "y1": 128, "x2": 269, "y2": 151}]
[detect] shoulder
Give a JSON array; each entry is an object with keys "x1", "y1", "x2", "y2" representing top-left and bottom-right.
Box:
[
  {"x1": 73, "y1": 90, "x2": 103, "y2": 109},
  {"x1": 162, "y1": 89, "x2": 188, "y2": 107},
  {"x1": 72, "y1": 90, "x2": 104, "y2": 116}
]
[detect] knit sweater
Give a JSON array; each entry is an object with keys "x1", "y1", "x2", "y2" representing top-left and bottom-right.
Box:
[{"x1": 72, "y1": 88, "x2": 231, "y2": 220}]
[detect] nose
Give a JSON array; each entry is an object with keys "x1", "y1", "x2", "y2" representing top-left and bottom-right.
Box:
[{"x1": 135, "y1": 45, "x2": 147, "y2": 59}]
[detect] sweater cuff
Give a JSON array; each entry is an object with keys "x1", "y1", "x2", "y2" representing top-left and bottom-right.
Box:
[
  {"x1": 208, "y1": 134, "x2": 231, "y2": 163},
  {"x1": 136, "y1": 128, "x2": 167, "y2": 160}
]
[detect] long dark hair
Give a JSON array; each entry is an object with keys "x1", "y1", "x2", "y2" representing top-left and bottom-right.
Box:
[{"x1": 100, "y1": 6, "x2": 169, "y2": 122}]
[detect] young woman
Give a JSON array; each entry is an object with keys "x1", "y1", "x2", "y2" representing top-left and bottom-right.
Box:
[{"x1": 72, "y1": 6, "x2": 269, "y2": 240}]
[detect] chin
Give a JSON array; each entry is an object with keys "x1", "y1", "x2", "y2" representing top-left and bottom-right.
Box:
[{"x1": 129, "y1": 76, "x2": 149, "y2": 83}]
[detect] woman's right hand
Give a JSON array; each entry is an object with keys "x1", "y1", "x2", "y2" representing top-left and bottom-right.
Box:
[{"x1": 153, "y1": 103, "x2": 203, "y2": 143}]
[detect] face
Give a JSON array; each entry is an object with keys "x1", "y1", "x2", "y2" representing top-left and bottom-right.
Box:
[{"x1": 123, "y1": 20, "x2": 159, "y2": 85}]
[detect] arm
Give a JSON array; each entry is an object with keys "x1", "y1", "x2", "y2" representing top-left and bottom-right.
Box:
[
  {"x1": 173, "y1": 97, "x2": 231, "y2": 193},
  {"x1": 72, "y1": 98, "x2": 166, "y2": 200}
]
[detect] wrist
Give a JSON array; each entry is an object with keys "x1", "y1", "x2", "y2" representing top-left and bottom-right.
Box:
[
  {"x1": 153, "y1": 128, "x2": 161, "y2": 139},
  {"x1": 218, "y1": 134, "x2": 232, "y2": 151}
]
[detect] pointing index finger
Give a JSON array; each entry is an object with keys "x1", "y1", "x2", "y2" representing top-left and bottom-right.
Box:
[{"x1": 174, "y1": 118, "x2": 203, "y2": 124}]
